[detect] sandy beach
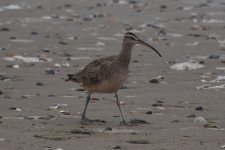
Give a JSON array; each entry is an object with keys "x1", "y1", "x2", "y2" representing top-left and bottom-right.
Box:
[{"x1": 0, "y1": 0, "x2": 225, "y2": 149}]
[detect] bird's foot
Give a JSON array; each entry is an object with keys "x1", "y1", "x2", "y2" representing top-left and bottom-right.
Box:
[
  {"x1": 80, "y1": 118, "x2": 106, "y2": 125},
  {"x1": 80, "y1": 117, "x2": 94, "y2": 125},
  {"x1": 119, "y1": 120, "x2": 132, "y2": 126},
  {"x1": 129, "y1": 118, "x2": 149, "y2": 126}
]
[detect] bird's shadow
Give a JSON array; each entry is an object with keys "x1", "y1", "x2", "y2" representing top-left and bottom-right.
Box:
[{"x1": 80, "y1": 118, "x2": 150, "y2": 126}]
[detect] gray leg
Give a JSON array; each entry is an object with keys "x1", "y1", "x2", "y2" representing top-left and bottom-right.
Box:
[
  {"x1": 115, "y1": 93, "x2": 127, "y2": 124},
  {"x1": 81, "y1": 93, "x2": 91, "y2": 120}
]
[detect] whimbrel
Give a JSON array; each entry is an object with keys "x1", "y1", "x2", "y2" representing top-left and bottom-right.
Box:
[{"x1": 66, "y1": 32, "x2": 162, "y2": 125}]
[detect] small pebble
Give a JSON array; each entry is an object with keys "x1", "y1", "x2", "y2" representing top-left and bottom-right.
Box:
[
  {"x1": 9, "y1": 107, "x2": 21, "y2": 111},
  {"x1": 91, "y1": 97, "x2": 100, "y2": 101},
  {"x1": 25, "y1": 115, "x2": 55, "y2": 120},
  {"x1": 21, "y1": 95, "x2": 29, "y2": 99},
  {"x1": 12, "y1": 64, "x2": 20, "y2": 69},
  {"x1": 0, "y1": 75, "x2": 11, "y2": 81},
  {"x1": 145, "y1": 110, "x2": 152, "y2": 114},
  {"x1": 199, "y1": 60, "x2": 205, "y2": 64},
  {"x1": 113, "y1": 145, "x2": 122, "y2": 149},
  {"x1": 152, "y1": 103, "x2": 163, "y2": 107},
  {"x1": 48, "y1": 94, "x2": 55, "y2": 97},
  {"x1": 41, "y1": 48, "x2": 50, "y2": 53},
  {"x1": 193, "y1": 116, "x2": 207, "y2": 124},
  {"x1": 132, "y1": 60, "x2": 139, "y2": 63},
  {"x1": 36, "y1": 82, "x2": 44, "y2": 86},
  {"x1": 54, "y1": 63, "x2": 61, "y2": 68},
  {"x1": 67, "y1": 36, "x2": 78, "y2": 40},
  {"x1": 0, "y1": 48, "x2": 6, "y2": 51},
  {"x1": 191, "y1": 24, "x2": 208, "y2": 30},
  {"x1": 187, "y1": 114, "x2": 196, "y2": 118},
  {"x1": 127, "y1": 138, "x2": 149, "y2": 144},
  {"x1": 156, "y1": 100, "x2": 164, "y2": 103},
  {"x1": 188, "y1": 33, "x2": 202, "y2": 37},
  {"x1": 104, "y1": 127, "x2": 112, "y2": 131},
  {"x1": 71, "y1": 129, "x2": 93, "y2": 135},
  {"x1": 195, "y1": 106, "x2": 203, "y2": 111},
  {"x1": 6, "y1": 64, "x2": 14, "y2": 68},
  {"x1": 59, "y1": 41, "x2": 68, "y2": 45},
  {"x1": 59, "y1": 110, "x2": 70, "y2": 115},
  {"x1": 49, "y1": 105, "x2": 59, "y2": 110},
  {"x1": 9, "y1": 107, "x2": 17, "y2": 110},
  {"x1": 154, "y1": 106, "x2": 165, "y2": 111},
  {"x1": 96, "y1": 41, "x2": 105, "y2": 46},
  {"x1": 44, "y1": 146, "x2": 53, "y2": 150},
  {"x1": 64, "y1": 4, "x2": 72, "y2": 8},
  {"x1": 62, "y1": 62, "x2": 70, "y2": 67},
  {"x1": 39, "y1": 54, "x2": 51, "y2": 62},
  {"x1": 36, "y1": 5, "x2": 43, "y2": 9},
  {"x1": 10, "y1": 36, "x2": 16, "y2": 40},
  {"x1": 39, "y1": 115, "x2": 55, "y2": 120},
  {"x1": 120, "y1": 101, "x2": 125, "y2": 105},
  {"x1": 204, "y1": 124, "x2": 218, "y2": 129},
  {"x1": 208, "y1": 55, "x2": 220, "y2": 59},
  {"x1": 129, "y1": 0, "x2": 138, "y2": 4},
  {"x1": 0, "y1": 27, "x2": 10, "y2": 31},
  {"x1": 44, "y1": 68, "x2": 56, "y2": 75},
  {"x1": 83, "y1": 17, "x2": 92, "y2": 21},
  {"x1": 149, "y1": 78, "x2": 159, "y2": 83},
  {"x1": 160, "y1": 4, "x2": 167, "y2": 9},
  {"x1": 171, "y1": 120, "x2": 180, "y2": 123},
  {"x1": 30, "y1": 31, "x2": 39, "y2": 35},
  {"x1": 45, "y1": 35, "x2": 50, "y2": 38}
]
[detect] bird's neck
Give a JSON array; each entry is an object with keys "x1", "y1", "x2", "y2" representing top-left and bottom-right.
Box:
[{"x1": 119, "y1": 41, "x2": 133, "y2": 67}]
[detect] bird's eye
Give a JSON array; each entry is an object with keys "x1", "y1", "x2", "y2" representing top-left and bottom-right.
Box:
[{"x1": 128, "y1": 36, "x2": 136, "y2": 40}]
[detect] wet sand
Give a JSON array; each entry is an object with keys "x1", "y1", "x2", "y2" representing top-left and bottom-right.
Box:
[{"x1": 0, "y1": 0, "x2": 225, "y2": 149}]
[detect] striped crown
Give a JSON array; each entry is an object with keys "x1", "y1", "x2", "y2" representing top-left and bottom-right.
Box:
[{"x1": 124, "y1": 32, "x2": 139, "y2": 41}]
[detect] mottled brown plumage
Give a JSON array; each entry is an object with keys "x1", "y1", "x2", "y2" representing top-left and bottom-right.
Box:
[
  {"x1": 66, "y1": 32, "x2": 162, "y2": 125},
  {"x1": 72, "y1": 55, "x2": 128, "y2": 93}
]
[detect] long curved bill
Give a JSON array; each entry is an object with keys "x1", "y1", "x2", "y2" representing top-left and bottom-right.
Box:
[{"x1": 138, "y1": 40, "x2": 162, "y2": 57}]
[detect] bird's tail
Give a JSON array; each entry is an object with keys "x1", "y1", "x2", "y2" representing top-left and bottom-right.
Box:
[{"x1": 65, "y1": 74, "x2": 81, "y2": 82}]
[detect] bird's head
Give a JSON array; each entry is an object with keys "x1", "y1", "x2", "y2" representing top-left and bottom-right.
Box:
[{"x1": 123, "y1": 32, "x2": 162, "y2": 57}]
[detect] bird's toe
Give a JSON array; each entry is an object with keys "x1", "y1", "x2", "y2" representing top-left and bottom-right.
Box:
[
  {"x1": 80, "y1": 118, "x2": 93, "y2": 125},
  {"x1": 119, "y1": 121, "x2": 132, "y2": 126}
]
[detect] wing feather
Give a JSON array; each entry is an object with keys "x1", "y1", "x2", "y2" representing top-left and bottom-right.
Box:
[{"x1": 79, "y1": 56, "x2": 117, "y2": 85}]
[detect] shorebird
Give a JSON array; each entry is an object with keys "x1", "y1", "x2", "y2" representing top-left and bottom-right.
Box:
[{"x1": 66, "y1": 32, "x2": 162, "y2": 125}]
